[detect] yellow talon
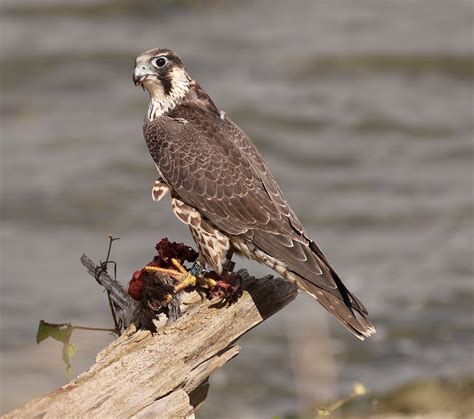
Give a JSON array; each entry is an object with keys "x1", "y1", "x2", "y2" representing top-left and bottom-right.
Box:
[
  {"x1": 199, "y1": 277, "x2": 217, "y2": 288},
  {"x1": 174, "y1": 272, "x2": 197, "y2": 292},
  {"x1": 162, "y1": 294, "x2": 173, "y2": 303},
  {"x1": 170, "y1": 258, "x2": 188, "y2": 274},
  {"x1": 169, "y1": 258, "x2": 216, "y2": 288},
  {"x1": 143, "y1": 262, "x2": 215, "y2": 297}
]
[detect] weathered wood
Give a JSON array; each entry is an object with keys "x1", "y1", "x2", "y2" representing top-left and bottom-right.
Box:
[
  {"x1": 80, "y1": 254, "x2": 137, "y2": 328},
  {"x1": 4, "y1": 261, "x2": 298, "y2": 418}
]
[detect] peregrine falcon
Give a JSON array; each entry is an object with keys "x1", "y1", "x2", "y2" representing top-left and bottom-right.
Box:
[{"x1": 133, "y1": 48, "x2": 375, "y2": 340}]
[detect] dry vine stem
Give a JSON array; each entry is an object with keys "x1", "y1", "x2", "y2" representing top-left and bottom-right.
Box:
[{"x1": 4, "y1": 255, "x2": 298, "y2": 418}]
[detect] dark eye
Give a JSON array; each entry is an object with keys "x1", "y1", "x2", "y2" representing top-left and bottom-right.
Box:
[{"x1": 152, "y1": 56, "x2": 169, "y2": 68}]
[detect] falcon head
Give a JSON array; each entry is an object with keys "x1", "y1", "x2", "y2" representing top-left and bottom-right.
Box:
[{"x1": 133, "y1": 48, "x2": 191, "y2": 117}]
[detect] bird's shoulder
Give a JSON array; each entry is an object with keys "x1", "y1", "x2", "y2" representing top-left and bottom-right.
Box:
[{"x1": 144, "y1": 83, "x2": 306, "y2": 238}]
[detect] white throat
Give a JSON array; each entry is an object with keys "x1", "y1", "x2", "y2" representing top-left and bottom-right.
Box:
[{"x1": 145, "y1": 68, "x2": 190, "y2": 121}]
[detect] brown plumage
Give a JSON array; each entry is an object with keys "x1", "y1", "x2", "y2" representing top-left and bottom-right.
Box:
[{"x1": 133, "y1": 48, "x2": 375, "y2": 339}]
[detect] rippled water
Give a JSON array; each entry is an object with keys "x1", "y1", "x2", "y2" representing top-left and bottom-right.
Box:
[{"x1": 1, "y1": 0, "x2": 473, "y2": 417}]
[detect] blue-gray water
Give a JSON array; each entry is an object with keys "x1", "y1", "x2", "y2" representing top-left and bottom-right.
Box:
[{"x1": 1, "y1": 0, "x2": 473, "y2": 417}]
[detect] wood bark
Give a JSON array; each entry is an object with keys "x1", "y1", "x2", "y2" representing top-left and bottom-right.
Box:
[{"x1": 4, "y1": 256, "x2": 298, "y2": 418}]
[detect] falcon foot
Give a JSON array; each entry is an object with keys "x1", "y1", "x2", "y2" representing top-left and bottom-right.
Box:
[
  {"x1": 127, "y1": 238, "x2": 231, "y2": 332},
  {"x1": 204, "y1": 271, "x2": 244, "y2": 306},
  {"x1": 144, "y1": 259, "x2": 197, "y2": 292},
  {"x1": 127, "y1": 238, "x2": 199, "y2": 332},
  {"x1": 127, "y1": 238, "x2": 245, "y2": 332},
  {"x1": 142, "y1": 259, "x2": 218, "y2": 294}
]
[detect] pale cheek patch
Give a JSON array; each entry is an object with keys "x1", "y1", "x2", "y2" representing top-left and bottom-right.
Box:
[{"x1": 146, "y1": 67, "x2": 190, "y2": 121}]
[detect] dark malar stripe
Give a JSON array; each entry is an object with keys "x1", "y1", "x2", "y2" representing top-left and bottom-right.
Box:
[{"x1": 160, "y1": 76, "x2": 173, "y2": 96}]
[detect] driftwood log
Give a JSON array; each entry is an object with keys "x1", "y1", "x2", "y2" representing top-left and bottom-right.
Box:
[{"x1": 4, "y1": 255, "x2": 298, "y2": 418}]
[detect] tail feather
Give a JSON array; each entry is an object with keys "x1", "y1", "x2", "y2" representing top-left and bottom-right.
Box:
[
  {"x1": 296, "y1": 278, "x2": 375, "y2": 340},
  {"x1": 250, "y1": 234, "x2": 375, "y2": 340}
]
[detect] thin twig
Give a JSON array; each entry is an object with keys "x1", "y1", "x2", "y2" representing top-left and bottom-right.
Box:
[
  {"x1": 94, "y1": 235, "x2": 122, "y2": 335},
  {"x1": 72, "y1": 325, "x2": 118, "y2": 333},
  {"x1": 81, "y1": 255, "x2": 136, "y2": 329}
]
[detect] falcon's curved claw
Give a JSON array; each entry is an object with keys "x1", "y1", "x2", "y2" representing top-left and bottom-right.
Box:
[
  {"x1": 143, "y1": 258, "x2": 217, "y2": 295},
  {"x1": 206, "y1": 272, "x2": 243, "y2": 305},
  {"x1": 142, "y1": 263, "x2": 195, "y2": 293}
]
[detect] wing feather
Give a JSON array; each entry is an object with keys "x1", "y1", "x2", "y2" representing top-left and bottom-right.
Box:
[{"x1": 144, "y1": 102, "x2": 373, "y2": 338}]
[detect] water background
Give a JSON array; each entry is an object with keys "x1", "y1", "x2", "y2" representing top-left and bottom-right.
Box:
[{"x1": 1, "y1": 0, "x2": 473, "y2": 417}]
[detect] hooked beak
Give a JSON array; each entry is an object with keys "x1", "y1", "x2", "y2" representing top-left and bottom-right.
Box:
[{"x1": 133, "y1": 67, "x2": 150, "y2": 86}]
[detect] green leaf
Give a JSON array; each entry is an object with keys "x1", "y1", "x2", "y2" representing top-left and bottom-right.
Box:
[
  {"x1": 63, "y1": 343, "x2": 77, "y2": 381},
  {"x1": 36, "y1": 320, "x2": 73, "y2": 344},
  {"x1": 36, "y1": 320, "x2": 76, "y2": 380}
]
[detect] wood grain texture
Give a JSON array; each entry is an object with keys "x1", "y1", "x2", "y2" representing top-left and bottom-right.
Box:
[
  {"x1": 4, "y1": 267, "x2": 297, "y2": 418},
  {"x1": 80, "y1": 254, "x2": 137, "y2": 327}
]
